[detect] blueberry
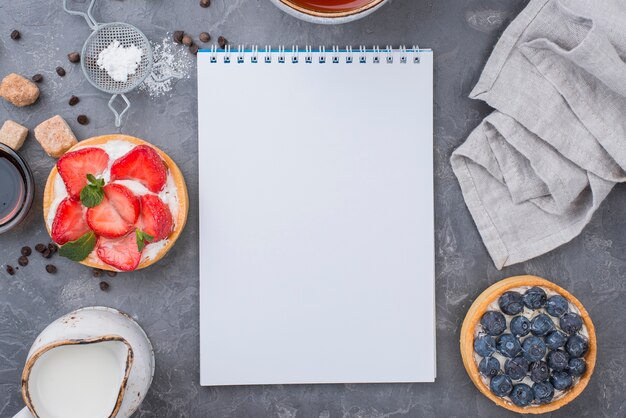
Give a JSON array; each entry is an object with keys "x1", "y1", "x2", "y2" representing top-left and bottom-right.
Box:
[
  {"x1": 547, "y1": 350, "x2": 570, "y2": 371},
  {"x1": 509, "y1": 383, "x2": 533, "y2": 407},
  {"x1": 522, "y1": 335, "x2": 547, "y2": 362},
  {"x1": 498, "y1": 291, "x2": 524, "y2": 315},
  {"x1": 523, "y1": 286, "x2": 547, "y2": 310},
  {"x1": 510, "y1": 316, "x2": 531, "y2": 337},
  {"x1": 530, "y1": 314, "x2": 555, "y2": 337},
  {"x1": 479, "y1": 356, "x2": 500, "y2": 378},
  {"x1": 550, "y1": 370, "x2": 573, "y2": 391},
  {"x1": 545, "y1": 330, "x2": 567, "y2": 350},
  {"x1": 480, "y1": 311, "x2": 507, "y2": 336},
  {"x1": 504, "y1": 355, "x2": 529, "y2": 381},
  {"x1": 545, "y1": 295, "x2": 569, "y2": 317},
  {"x1": 497, "y1": 334, "x2": 522, "y2": 358},
  {"x1": 529, "y1": 361, "x2": 550, "y2": 383},
  {"x1": 565, "y1": 334, "x2": 589, "y2": 358},
  {"x1": 490, "y1": 374, "x2": 513, "y2": 397},
  {"x1": 569, "y1": 357, "x2": 587, "y2": 377},
  {"x1": 560, "y1": 312, "x2": 583, "y2": 335},
  {"x1": 533, "y1": 381, "x2": 555, "y2": 404},
  {"x1": 474, "y1": 335, "x2": 496, "y2": 357}
]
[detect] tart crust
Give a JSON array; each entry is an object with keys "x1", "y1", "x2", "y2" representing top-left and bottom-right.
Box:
[
  {"x1": 43, "y1": 134, "x2": 189, "y2": 272},
  {"x1": 460, "y1": 275, "x2": 596, "y2": 414}
]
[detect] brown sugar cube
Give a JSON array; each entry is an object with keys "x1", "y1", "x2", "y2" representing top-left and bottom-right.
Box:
[
  {"x1": 34, "y1": 115, "x2": 78, "y2": 158},
  {"x1": 0, "y1": 73, "x2": 40, "y2": 107},
  {"x1": 0, "y1": 120, "x2": 28, "y2": 150}
]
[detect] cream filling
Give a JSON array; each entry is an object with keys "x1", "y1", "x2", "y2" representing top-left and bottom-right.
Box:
[
  {"x1": 473, "y1": 286, "x2": 588, "y2": 406},
  {"x1": 46, "y1": 139, "x2": 179, "y2": 266}
]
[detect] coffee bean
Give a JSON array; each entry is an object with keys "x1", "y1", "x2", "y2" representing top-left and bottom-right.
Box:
[
  {"x1": 42, "y1": 248, "x2": 52, "y2": 259},
  {"x1": 182, "y1": 35, "x2": 193, "y2": 47},
  {"x1": 173, "y1": 31, "x2": 184, "y2": 44},
  {"x1": 18, "y1": 256, "x2": 28, "y2": 267},
  {"x1": 46, "y1": 264, "x2": 57, "y2": 274},
  {"x1": 48, "y1": 243, "x2": 58, "y2": 253},
  {"x1": 77, "y1": 115, "x2": 89, "y2": 125},
  {"x1": 56, "y1": 67, "x2": 66, "y2": 77},
  {"x1": 21, "y1": 246, "x2": 32, "y2": 256},
  {"x1": 106, "y1": 271, "x2": 117, "y2": 277},
  {"x1": 199, "y1": 0, "x2": 210, "y2": 8},
  {"x1": 6, "y1": 265, "x2": 15, "y2": 275},
  {"x1": 92, "y1": 268, "x2": 102, "y2": 277},
  {"x1": 68, "y1": 52, "x2": 80, "y2": 63},
  {"x1": 189, "y1": 44, "x2": 199, "y2": 55},
  {"x1": 32, "y1": 74, "x2": 43, "y2": 83},
  {"x1": 99, "y1": 281, "x2": 110, "y2": 291},
  {"x1": 199, "y1": 32, "x2": 211, "y2": 43},
  {"x1": 218, "y1": 36, "x2": 227, "y2": 49},
  {"x1": 68, "y1": 95, "x2": 80, "y2": 106},
  {"x1": 35, "y1": 243, "x2": 46, "y2": 253},
  {"x1": 10, "y1": 30, "x2": 20, "y2": 40}
]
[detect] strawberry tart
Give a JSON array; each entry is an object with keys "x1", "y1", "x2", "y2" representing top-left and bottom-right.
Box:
[{"x1": 43, "y1": 135, "x2": 188, "y2": 272}]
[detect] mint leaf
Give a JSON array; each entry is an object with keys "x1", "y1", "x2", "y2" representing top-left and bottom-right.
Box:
[
  {"x1": 59, "y1": 231, "x2": 97, "y2": 261},
  {"x1": 135, "y1": 229, "x2": 154, "y2": 252},
  {"x1": 80, "y1": 174, "x2": 105, "y2": 208}
]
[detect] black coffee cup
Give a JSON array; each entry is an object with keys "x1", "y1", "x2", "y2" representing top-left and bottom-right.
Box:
[{"x1": 0, "y1": 144, "x2": 34, "y2": 234}]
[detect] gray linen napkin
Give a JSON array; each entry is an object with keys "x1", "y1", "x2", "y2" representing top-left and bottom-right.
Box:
[{"x1": 451, "y1": 0, "x2": 626, "y2": 269}]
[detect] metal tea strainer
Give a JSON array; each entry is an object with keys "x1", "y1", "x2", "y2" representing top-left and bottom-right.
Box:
[{"x1": 63, "y1": 0, "x2": 179, "y2": 127}]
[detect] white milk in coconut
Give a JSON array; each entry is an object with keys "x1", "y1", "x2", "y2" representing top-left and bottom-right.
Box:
[{"x1": 27, "y1": 341, "x2": 128, "y2": 418}]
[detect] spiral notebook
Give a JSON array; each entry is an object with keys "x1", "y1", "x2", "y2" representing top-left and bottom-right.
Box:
[{"x1": 198, "y1": 46, "x2": 435, "y2": 386}]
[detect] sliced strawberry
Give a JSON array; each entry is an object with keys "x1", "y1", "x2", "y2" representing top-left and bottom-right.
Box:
[
  {"x1": 104, "y1": 183, "x2": 140, "y2": 224},
  {"x1": 57, "y1": 147, "x2": 109, "y2": 199},
  {"x1": 110, "y1": 145, "x2": 167, "y2": 193},
  {"x1": 96, "y1": 232, "x2": 142, "y2": 271},
  {"x1": 51, "y1": 198, "x2": 90, "y2": 245},
  {"x1": 87, "y1": 196, "x2": 133, "y2": 238},
  {"x1": 139, "y1": 194, "x2": 173, "y2": 242}
]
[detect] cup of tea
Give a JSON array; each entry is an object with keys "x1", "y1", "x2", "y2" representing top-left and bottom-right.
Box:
[
  {"x1": 269, "y1": 0, "x2": 388, "y2": 24},
  {"x1": 0, "y1": 144, "x2": 34, "y2": 234}
]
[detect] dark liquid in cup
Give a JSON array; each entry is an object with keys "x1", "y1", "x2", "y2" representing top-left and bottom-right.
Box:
[
  {"x1": 0, "y1": 154, "x2": 26, "y2": 225},
  {"x1": 288, "y1": 0, "x2": 376, "y2": 13}
]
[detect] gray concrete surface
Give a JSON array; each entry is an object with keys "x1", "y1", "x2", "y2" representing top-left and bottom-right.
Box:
[{"x1": 1, "y1": 0, "x2": 624, "y2": 417}]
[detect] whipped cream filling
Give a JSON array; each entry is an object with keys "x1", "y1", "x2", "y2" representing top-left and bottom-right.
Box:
[
  {"x1": 46, "y1": 139, "x2": 179, "y2": 265},
  {"x1": 473, "y1": 285, "x2": 588, "y2": 406}
]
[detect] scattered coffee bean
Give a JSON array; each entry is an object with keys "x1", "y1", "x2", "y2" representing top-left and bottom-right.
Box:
[
  {"x1": 32, "y1": 74, "x2": 43, "y2": 83},
  {"x1": 46, "y1": 264, "x2": 57, "y2": 274},
  {"x1": 182, "y1": 35, "x2": 193, "y2": 47},
  {"x1": 6, "y1": 265, "x2": 15, "y2": 275},
  {"x1": 173, "y1": 30, "x2": 184, "y2": 44},
  {"x1": 56, "y1": 66, "x2": 66, "y2": 77},
  {"x1": 218, "y1": 36, "x2": 227, "y2": 49},
  {"x1": 10, "y1": 30, "x2": 20, "y2": 40},
  {"x1": 92, "y1": 268, "x2": 102, "y2": 277},
  {"x1": 199, "y1": 32, "x2": 211, "y2": 43},
  {"x1": 69, "y1": 95, "x2": 80, "y2": 106},
  {"x1": 106, "y1": 271, "x2": 117, "y2": 277},
  {"x1": 189, "y1": 44, "x2": 199, "y2": 55},
  {"x1": 42, "y1": 248, "x2": 52, "y2": 259},
  {"x1": 35, "y1": 243, "x2": 46, "y2": 253},
  {"x1": 68, "y1": 52, "x2": 81, "y2": 63},
  {"x1": 48, "y1": 243, "x2": 58, "y2": 253},
  {"x1": 77, "y1": 115, "x2": 89, "y2": 125},
  {"x1": 99, "y1": 281, "x2": 110, "y2": 291},
  {"x1": 21, "y1": 246, "x2": 32, "y2": 256},
  {"x1": 18, "y1": 256, "x2": 29, "y2": 267},
  {"x1": 200, "y1": 0, "x2": 210, "y2": 8}
]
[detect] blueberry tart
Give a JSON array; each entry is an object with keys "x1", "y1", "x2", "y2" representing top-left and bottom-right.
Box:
[{"x1": 460, "y1": 276, "x2": 596, "y2": 414}]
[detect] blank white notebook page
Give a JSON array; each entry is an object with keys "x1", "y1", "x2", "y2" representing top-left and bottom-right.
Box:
[{"x1": 198, "y1": 49, "x2": 435, "y2": 386}]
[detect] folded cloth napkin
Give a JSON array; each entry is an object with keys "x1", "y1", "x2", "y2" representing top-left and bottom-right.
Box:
[{"x1": 451, "y1": 0, "x2": 626, "y2": 269}]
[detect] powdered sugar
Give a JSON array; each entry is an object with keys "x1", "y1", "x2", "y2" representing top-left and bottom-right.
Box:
[
  {"x1": 139, "y1": 35, "x2": 193, "y2": 98},
  {"x1": 97, "y1": 40, "x2": 143, "y2": 83}
]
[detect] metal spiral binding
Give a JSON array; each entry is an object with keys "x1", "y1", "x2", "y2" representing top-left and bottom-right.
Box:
[{"x1": 209, "y1": 45, "x2": 421, "y2": 64}]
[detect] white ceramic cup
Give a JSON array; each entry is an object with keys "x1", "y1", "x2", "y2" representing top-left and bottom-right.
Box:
[
  {"x1": 269, "y1": 0, "x2": 389, "y2": 24},
  {"x1": 13, "y1": 306, "x2": 155, "y2": 418}
]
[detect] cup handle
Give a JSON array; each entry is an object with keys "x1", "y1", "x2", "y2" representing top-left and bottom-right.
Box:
[{"x1": 13, "y1": 407, "x2": 35, "y2": 418}]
